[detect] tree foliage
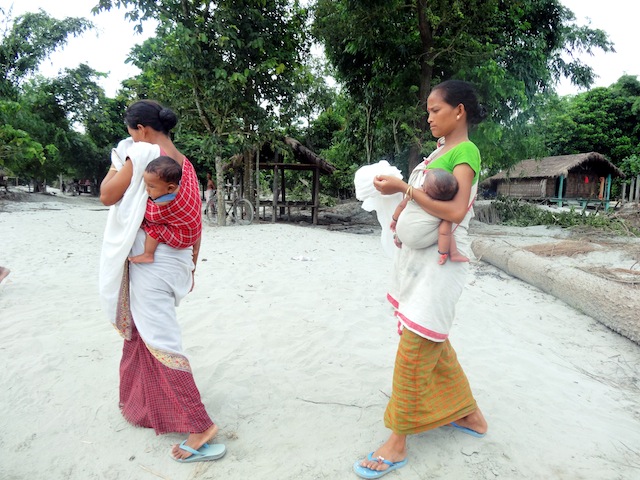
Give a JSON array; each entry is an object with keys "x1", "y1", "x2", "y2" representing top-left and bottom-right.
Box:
[
  {"x1": 0, "y1": 8, "x2": 120, "y2": 189},
  {"x1": 312, "y1": 0, "x2": 613, "y2": 172},
  {"x1": 539, "y1": 75, "x2": 640, "y2": 167},
  {"x1": 0, "y1": 9, "x2": 92, "y2": 98},
  {"x1": 2, "y1": 1, "x2": 634, "y2": 205},
  {"x1": 96, "y1": 0, "x2": 317, "y2": 200}
]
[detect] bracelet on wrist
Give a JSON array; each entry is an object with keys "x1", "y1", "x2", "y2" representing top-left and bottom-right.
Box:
[
  {"x1": 405, "y1": 185, "x2": 413, "y2": 200},
  {"x1": 392, "y1": 216, "x2": 398, "y2": 222}
]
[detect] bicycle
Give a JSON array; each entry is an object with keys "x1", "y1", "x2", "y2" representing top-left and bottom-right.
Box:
[{"x1": 204, "y1": 184, "x2": 254, "y2": 226}]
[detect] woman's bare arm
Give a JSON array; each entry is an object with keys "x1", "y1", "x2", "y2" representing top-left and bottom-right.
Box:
[
  {"x1": 374, "y1": 163, "x2": 476, "y2": 224},
  {"x1": 410, "y1": 164, "x2": 475, "y2": 224},
  {"x1": 100, "y1": 159, "x2": 134, "y2": 206}
]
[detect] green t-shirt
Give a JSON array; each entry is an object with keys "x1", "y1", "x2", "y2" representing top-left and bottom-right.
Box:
[{"x1": 426, "y1": 141, "x2": 481, "y2": 184}]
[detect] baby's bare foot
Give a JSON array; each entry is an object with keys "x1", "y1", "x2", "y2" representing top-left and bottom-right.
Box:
[
  {"x1": 449, "y1": 251, "x2": 469, "y2": 263},
  {"x1": 128, "y1": 253, "x2": 154, "y2": 264},
  {"x1": 0, "y1": 266, "x2": 10, "y2": 283}
]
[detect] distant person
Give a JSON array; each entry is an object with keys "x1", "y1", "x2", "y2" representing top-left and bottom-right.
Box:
[
  {"x1": 128, "y1": 156, "x2": 199, "y2": 264},
  {"x1": 204, "y1": 172, "x2": 215, "y2": 203},
  {"x1": 390, "y1": 168, "x2": 469, "y2": 264}
]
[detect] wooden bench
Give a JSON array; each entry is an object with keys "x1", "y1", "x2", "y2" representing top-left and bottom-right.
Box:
[
  {"x1": 550, "y1": 197, "x2": 610, "y2": 212},
  {"x1": 259, "y1": 200, "x2": 316, "y2": 222}
]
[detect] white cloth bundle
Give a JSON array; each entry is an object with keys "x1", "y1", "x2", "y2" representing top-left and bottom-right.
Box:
[
  {"x1": 99, "y1": 139, "x2": 160, "y2": 324},
  {"x1": 354, "y1": 160, "x2": 404, "y2": 258}
]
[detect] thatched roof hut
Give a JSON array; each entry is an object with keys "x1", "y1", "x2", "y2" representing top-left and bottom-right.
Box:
[
  {"x1": 484, "y1": 152, "x2": 624, "y2": 182},
  {"x1": 280, "y1": 137, "x2": 336, "y2": 174},
  {"x1": 481, "y1": 152, "x2": 624, "y2": 206}
]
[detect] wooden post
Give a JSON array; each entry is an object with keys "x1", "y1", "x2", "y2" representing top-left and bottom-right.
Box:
[
  {"x1": 312, "y1": 167, "x2": 320, "y2": 225},
  {"x1": 604, "y1": 173, "x2": 612, "y2": 211},
  {"x1": 635, "y1": 175, "x2": 640, "y2": 204},
  {"x1": 271, "y1": 165, "x2": 278, "y2": 223},
  {"x1": 255, "y1": 148, "x2": 260, "y2": 220},
  {"x1": 558, "y1": 175, "x2": 564, "y2": 207}
]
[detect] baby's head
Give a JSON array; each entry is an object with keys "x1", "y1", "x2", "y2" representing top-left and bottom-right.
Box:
[
  {"x1": 143, "y1": 156, "x2": 182, "y2": 200},
  {"x1": 423, "y1": 168, "x2": 458, "y2": 201}
]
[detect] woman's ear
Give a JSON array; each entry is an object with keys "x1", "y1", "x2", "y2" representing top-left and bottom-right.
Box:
[{"x1": 136, "y1": 124, "x2": 147, "y2": 139}]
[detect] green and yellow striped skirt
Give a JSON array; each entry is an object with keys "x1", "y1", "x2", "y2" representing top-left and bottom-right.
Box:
[{"x1": 384, "y1": 329, "x2": 477, "y2": 435}]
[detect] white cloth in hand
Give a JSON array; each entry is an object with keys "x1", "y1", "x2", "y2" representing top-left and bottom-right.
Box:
[{"x1": 354, "y1": 160, "x2": 404, "y2": 258}]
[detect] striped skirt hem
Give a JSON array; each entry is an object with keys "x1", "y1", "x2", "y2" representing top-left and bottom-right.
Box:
[{"x1": 384, "y1": 329, "x2": 477, "y2": 435}]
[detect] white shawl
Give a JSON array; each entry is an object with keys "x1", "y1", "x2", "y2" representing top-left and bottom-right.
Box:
[
  {"x1": 99, "y1": 138, "x2": 160, "y2": 324},
  {"x1": 354, "y1": 160, "x2": 404, "y2": 258}
]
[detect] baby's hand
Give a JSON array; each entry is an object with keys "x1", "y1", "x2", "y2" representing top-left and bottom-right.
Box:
[{"x1": 393, "y1": 233, "x2": 403, "y2": 249}]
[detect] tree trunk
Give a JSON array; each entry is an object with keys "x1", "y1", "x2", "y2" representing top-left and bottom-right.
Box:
[
  {"x1": 364, "y1": 101, "x2": 373, "y2": 164},
  {"x1": 472, "y1": 238, "x2": 640, "y2": 345},
  {"x1": 243, "y1": 149, "x2": 254, "y2": 206},
  {"x1": 214, "y1": 155, "x2": 226, "y2": 226},
  {"x1": 409, "y1": 0, "x2": 434, "y2": 172}
]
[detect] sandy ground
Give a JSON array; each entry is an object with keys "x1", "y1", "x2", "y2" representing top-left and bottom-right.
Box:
[{"x1": 1, "y1": 191, "x2": 639, "y2": 480}]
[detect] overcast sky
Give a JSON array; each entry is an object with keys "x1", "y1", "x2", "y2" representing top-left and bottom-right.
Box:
[
  {"x1": 555, "y1": 0, "x2": 639, "y2": 95},
  {"x1": 3, "y1": 0, "x2": 638, "y2": 97},
  {"x1": 4, "y1": 0, "x2": 156, "y2": 97}
]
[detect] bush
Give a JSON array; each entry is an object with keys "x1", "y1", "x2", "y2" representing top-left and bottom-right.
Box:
[{"x1": 490, "y1": 196, "x2": 639, "y2": 236}]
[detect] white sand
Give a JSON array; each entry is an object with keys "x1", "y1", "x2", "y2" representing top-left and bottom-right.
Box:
[{"x1": 1, "y1": 194, "x2": 639, "y2": 480}]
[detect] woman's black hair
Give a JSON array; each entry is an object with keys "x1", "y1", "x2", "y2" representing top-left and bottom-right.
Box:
[
  {"x1": 146, "y1": 156, "x2": 182, "y2": 184},
  {"x1": 124, "y1": 100, "x2": 178, "y2": 135},
  {"x1": 432, "y1": 80, "x2": 488, "y2": 126}
]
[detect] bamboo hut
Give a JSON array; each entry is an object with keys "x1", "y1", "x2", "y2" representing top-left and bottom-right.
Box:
[{"x1": 481, "y1": 152, "x2": 625, "y2": 209}]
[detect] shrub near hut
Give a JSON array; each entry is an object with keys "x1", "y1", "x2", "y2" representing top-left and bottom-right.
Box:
[{"x1": 488, "y1": 196, "x2": 639, "y2": 235}]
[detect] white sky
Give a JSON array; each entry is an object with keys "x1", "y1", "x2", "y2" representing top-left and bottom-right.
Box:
[
  {"x1": 556, "y1": 0, "x2": 639, "y2": 95},
  {"x1": 2, "y1": 0, "x2": 155, "y2": 97},
  {"x1": 2, "y1": 0, "x2": 638, "y2": 97}
]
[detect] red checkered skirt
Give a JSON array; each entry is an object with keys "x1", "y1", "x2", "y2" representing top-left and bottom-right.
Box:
[{"x1": 119, "y1": 321, "x2": 213, "y2": 435}]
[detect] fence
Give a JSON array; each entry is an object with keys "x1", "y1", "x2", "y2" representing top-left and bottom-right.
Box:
[{"x1": 621, "y1": 175, "x2": 640, "y2": 203}]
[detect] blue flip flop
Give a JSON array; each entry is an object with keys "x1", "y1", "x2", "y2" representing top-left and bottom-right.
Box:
[
  {"x1": 450, "y1": 421, "x2": 486, "y2": 438},
  {"x1": 171, "y1": 440, "x2": 226, "y2": 463},
  {"x1": 353, "y1": 452, "x2": 408, "y2": 479}
]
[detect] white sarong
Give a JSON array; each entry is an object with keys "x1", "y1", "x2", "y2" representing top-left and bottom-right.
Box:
[{"x1": 127, "y1": 229, "x2": 193, "y2": 362}]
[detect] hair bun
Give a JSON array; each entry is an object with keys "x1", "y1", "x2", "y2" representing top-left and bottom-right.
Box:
[{"x1": 159, "y1": 107, "x2": 178, "y2": 132}]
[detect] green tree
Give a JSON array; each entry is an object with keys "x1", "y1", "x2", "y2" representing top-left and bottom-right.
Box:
[
  {"x1": 97, "y1": 0, "x2": 315, "y2": 221},
  {"x1": 0, "y1": 9, "x2": 92, "y2": 98},
  {"x1": 541, "y1": 75, "x2": 640, "y2": 164},
  {"x1": 312, "y1": 0, "x2": 613, "y2": 171},
  {"x1": 0, "y1": 8, "x2": 97, "y2": 188}
]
